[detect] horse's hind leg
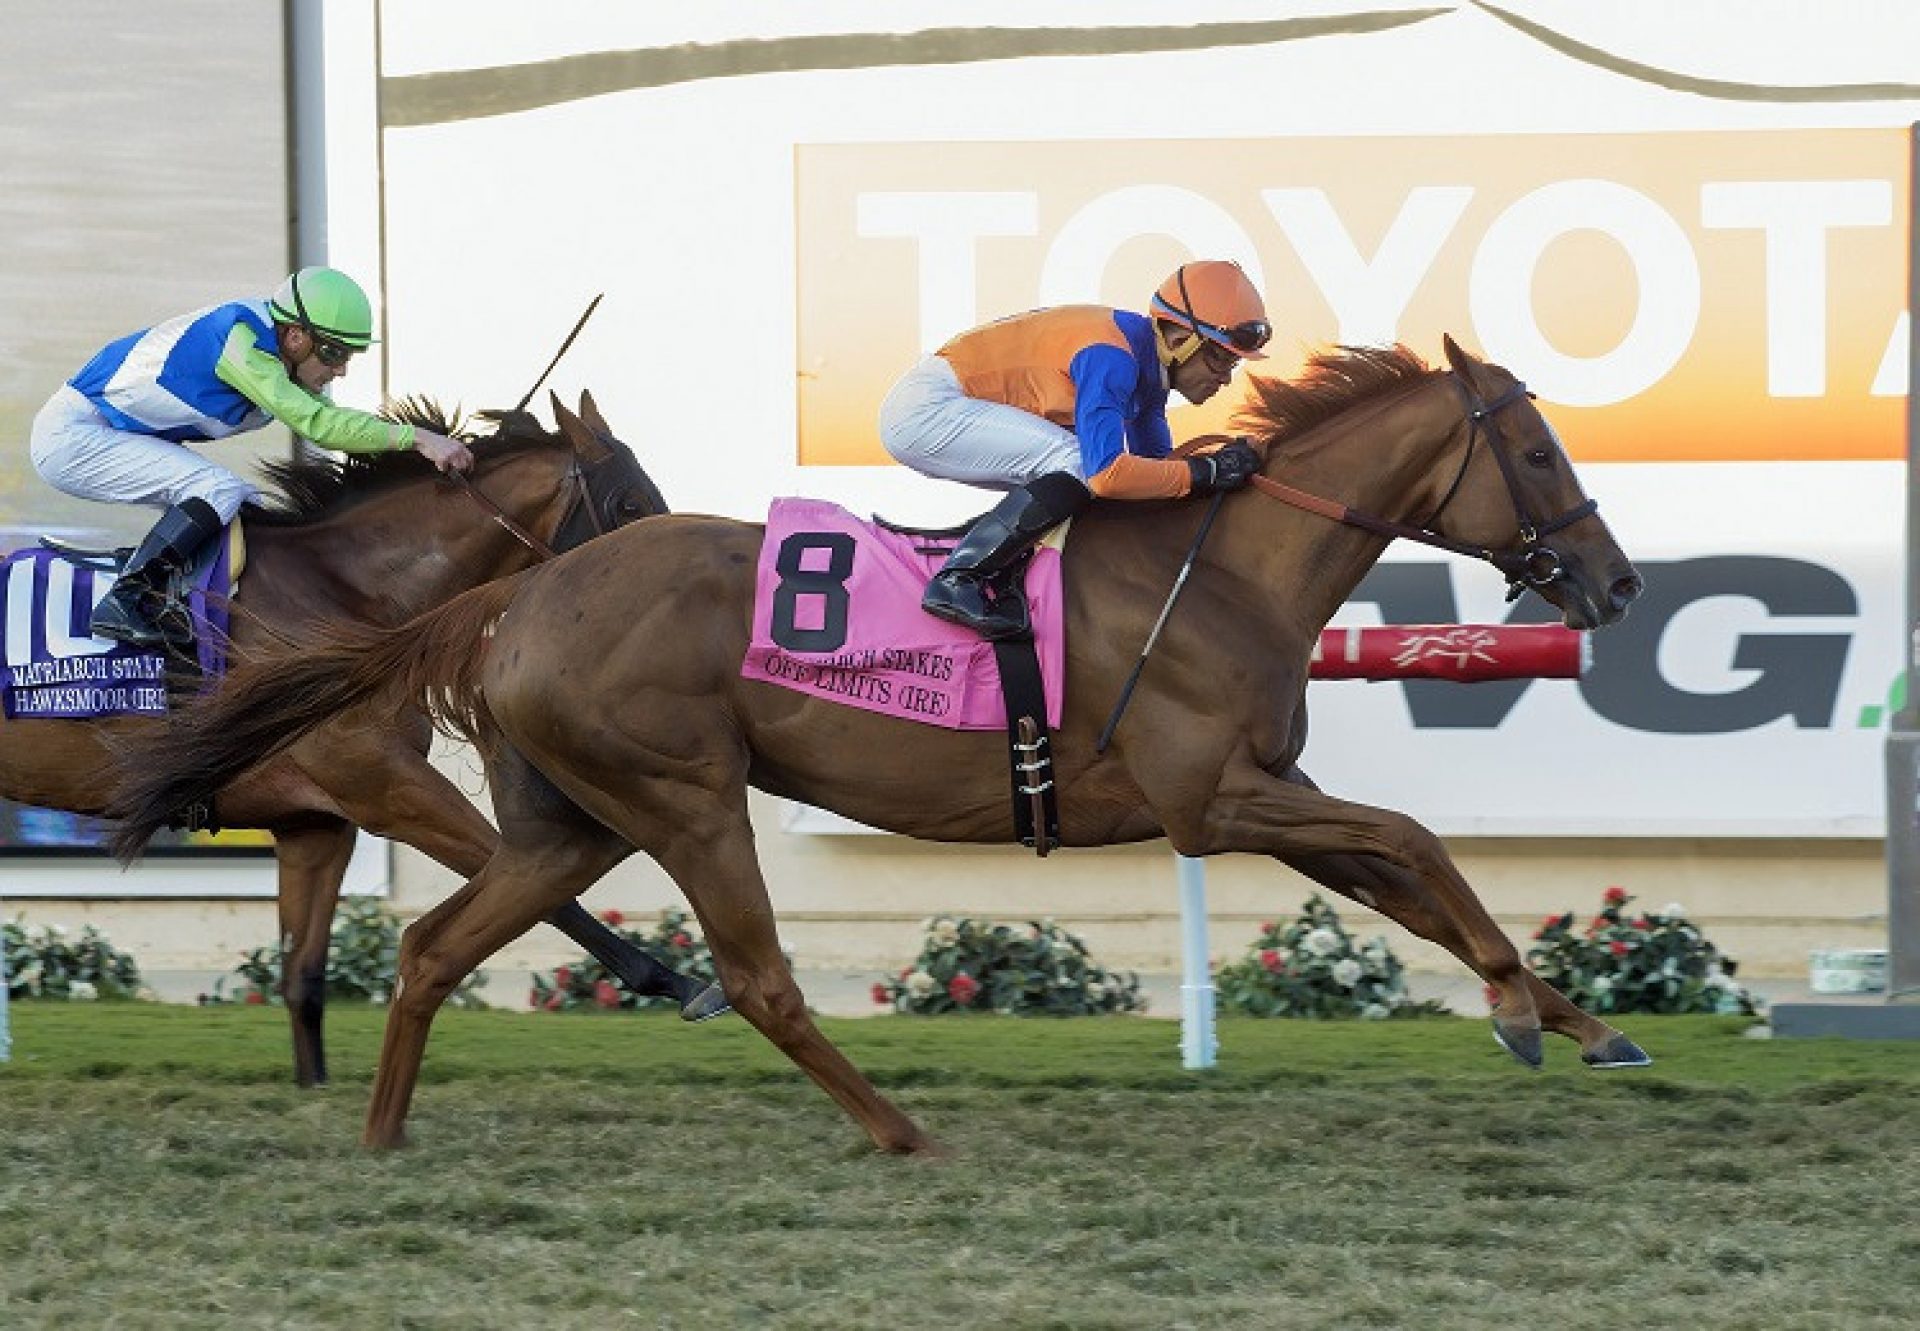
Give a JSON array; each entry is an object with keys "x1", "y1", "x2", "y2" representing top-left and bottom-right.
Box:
[
  {"x1": 644, "y1": 805, "x2": 938, "y2": 1156},
  {"x1": 361, "y1": 823, "x2": 634, "y2": 1149},
  {"x1": 271, "y1": 816, "x2": 358, "y2": 1088}
]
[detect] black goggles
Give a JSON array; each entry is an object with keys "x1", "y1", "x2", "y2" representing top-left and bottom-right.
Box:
[
  {"x1": 284, "y1": 271, "x2": 360, "y2": 367},
  {"x1": 1192, "y1": 315, "x2": 1271, "y2": 355},
  {"x1": 1174, "y1": 267, "x2": 1270, "y2": 354},
  {"x1": 307, "y1": 332, "x2": 357, "y2": 367}
]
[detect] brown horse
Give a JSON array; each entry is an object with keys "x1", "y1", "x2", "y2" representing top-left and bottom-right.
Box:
[
  {"x1": 18, "y1": 391, "x2": 718, "y2": 1087},
  {"x1": 110, "y1": 338, "x2": 1646, "y2": 1153}
]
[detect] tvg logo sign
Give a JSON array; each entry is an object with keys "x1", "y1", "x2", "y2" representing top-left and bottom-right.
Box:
[{"x1": 1349, "y1": 557, "x2": 1859, "y2": 733}]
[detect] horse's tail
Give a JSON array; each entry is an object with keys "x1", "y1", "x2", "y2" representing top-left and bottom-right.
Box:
[{"x1": 105, "y1": 576, "x2": 525, "y2": 863}]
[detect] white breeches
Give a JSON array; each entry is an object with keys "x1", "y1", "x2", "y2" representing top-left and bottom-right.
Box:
[
  {"x1": 877, "y1": 355, "x2": 1084, "y2": 491},
  {"x1": 31, "y1": 385, "x2": 256, "y2": 523}
]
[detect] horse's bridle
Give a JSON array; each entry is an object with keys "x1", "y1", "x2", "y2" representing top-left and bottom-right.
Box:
[
  {"x1": 450, "y1": 444, "x2": 622, "y2": 564},
  {"x1": 1246, "y1": 370, "x2": 1598, "y2": 602}
]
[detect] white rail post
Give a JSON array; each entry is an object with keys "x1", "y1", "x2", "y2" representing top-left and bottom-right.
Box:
[{"x1": 1176, "y1": 854, "x2": 1217, "y2": 1069}]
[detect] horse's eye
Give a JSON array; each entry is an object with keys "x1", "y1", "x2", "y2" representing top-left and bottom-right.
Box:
[{"x1": 1525, "y1": 447, "x2": 1552, "y2": 468}]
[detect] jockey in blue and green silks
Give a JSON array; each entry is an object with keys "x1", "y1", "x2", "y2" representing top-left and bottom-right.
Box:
[{"x1": 30, "y1": 266, "x2": 475, "y2": 649}]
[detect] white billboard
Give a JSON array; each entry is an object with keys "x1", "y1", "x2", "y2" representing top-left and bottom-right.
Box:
[{"x1": 318, "y1": 2, "x2": 1920, "y2": 836}]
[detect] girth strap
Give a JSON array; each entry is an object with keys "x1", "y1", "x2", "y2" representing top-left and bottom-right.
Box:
[{"x1": 990, "y1": 636, "x2": 1060, "y2": 855}]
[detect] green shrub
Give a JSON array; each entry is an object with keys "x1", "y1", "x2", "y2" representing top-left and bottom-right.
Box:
[
  {"x1": 875, "y1": 915, "x2": 1145, "y2": 1016},
  {"x1": 530, "y1": 908, "x2": 720, "y2": 1011},
  {"x1": 1215, "y1": 894, "x2": 1447, "y2": 1019},
  {"x1": 3, "y1": 917, "x2": 145, "y2": 1001},
  {"x1": 1527, "y1": 886, "x2": 1758, "y2": 1015},
  {"x1": 222, "y1": 895, "x2": 486, "y2": 1008}
]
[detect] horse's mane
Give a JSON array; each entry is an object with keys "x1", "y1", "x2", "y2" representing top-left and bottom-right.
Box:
[
  {"x1": 1231, "y1": 344, "x2": 1432, "y2": 446},
  {"x1": 243, "y1": 396, "x2": 553, "y2": 526}
]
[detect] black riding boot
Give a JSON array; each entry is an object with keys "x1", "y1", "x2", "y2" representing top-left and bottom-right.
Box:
[
  {"x1": 922, "y1": 472, "x2": 1092, "y2": 640},
  {"x1": 90, "y1": 498, "x2": 224, "y2": 650}
]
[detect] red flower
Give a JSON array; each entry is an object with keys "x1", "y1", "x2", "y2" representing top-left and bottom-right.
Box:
[
  {"x1": 1589, "y1": 916, "x2": 1608, "y2": 934},
  {"x1": 544, "y1": 992, "x2": 566, "y2": 1011},
  {"x1": 1610, "y1": 940, "x2": 1630, "y2": 957},
  {"x1": 672, "y1": 932, "x2": 692, "y2": 949},
  {"x1": 1483, "y1": 984, "x2": 1501, "y2": 1010},
  {"x1": 1631, "y1": 916, "x2": 1651, "y2": 931},
  {"x1": 554, "y1": 966, "x2": 573, "y2": 990},
  {"x1": 528, "y1": 988, "x2": 540, "y2": 1009},
  {"x1": 244, "y1": 990, "x2": 267, "y2": 1006},
  {"x1": 1258, "y1": 948, "x2": 1283, "y2": 974},
  {"x1": 1260, "y1": 921, "x2": 1276, "y2": 934},
  {"x1": 870, "y1": 982, "x2": 892, "y2": 1006},
  {"x1": 948, "y1": 972, "x2": 980, "y2": 1005},
  {"x1": 593, "y1": 979, "x2": 620, "y2": 1008},
  {"x1": 600, "y1": 909, "x2": 624, "y2": 928},
  {"x1": 1603, "y1": 886, "x2": 1629, "y2": 905}
]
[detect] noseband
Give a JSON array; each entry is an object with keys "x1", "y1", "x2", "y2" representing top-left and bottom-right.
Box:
[
  {"x1": 1245, "y1": 370, "x2": 1598, "y2": 601},
  {"x1": 1432, "y1": 373, "x2": 1597, "y2": 600}
]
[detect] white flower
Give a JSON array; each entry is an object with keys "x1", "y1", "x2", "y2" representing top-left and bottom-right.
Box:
[
  {"x1": 906, "y1": 970, "x2": 937, "y2": 997},
  {"x1": 1591, "y1": 975, "x2": 1614, "y2": 994},
  {"x1": 1361, "y1": 1003, "x2": 1390, "y2": 1020},
  {"x1": 1331, "y1": 959, "x2": 1364, "y2": 988},
  {"x1": 1305, "y1": 928, "x2": 1342, "y2": 957},
  {"x1": 1662, "y1": 902, "x2": 1687, "y2": 920},
  {"x1": 931, "y1": 919, "x2": 959, "y2": 947},
  {"x1": 1083, "y1": 980, "x2": 1106, "y2": 1002},
  {"x1": 68, "y1": 980, "x2": 98, "y2": 1002}
]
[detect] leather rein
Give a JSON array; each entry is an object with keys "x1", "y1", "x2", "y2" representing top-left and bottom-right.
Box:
[
  {"x1": 447, "y1": 450, "x2": 608, "y2": 563},
  {"x1": 1246, "y1": 370, "x2": 1598, "y2": 602}
]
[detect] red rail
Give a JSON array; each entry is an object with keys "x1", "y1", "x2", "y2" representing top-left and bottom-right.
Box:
[{"x1": 1310, "y1": 624, "x2": 1586, "y2": 681}]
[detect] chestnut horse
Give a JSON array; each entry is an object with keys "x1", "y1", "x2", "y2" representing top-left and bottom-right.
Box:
[
  {"x1": 111, "y1": 338, "x2": 1646, "y2": 1153},
  {"x1": 18, "y1": 391, "x2": 719, "y2": 1087}
]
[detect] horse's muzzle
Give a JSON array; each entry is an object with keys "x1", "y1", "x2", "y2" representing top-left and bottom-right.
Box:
[{"x1": 1609, "y1": 572, "x2": 1644, "y2": 616}]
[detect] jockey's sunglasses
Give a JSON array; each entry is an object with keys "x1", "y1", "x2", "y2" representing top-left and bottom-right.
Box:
[{"x1": 1176, "y1": 268, "x2": 1271, "y2": 355}]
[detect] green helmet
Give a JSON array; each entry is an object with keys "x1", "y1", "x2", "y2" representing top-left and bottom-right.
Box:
[{"x1": 268, "y1": 266, "x2": 376, "y2": 348}]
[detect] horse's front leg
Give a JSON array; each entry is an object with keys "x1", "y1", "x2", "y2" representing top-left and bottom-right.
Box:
[
  {"x1": 270, "y1": 816, "x2": 358, "y2": 1088},
  {"x1": 1271, "y1": 772, "x2": 1649, "y2": 1068},
  {"x1": 1174, "y1": 759, "x2": 1548, "y2": 1065}
]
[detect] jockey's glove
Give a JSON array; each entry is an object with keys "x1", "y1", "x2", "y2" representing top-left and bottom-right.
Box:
[{"x1": 1186, "y1": 439, "x2": 1261, "y2": 495}]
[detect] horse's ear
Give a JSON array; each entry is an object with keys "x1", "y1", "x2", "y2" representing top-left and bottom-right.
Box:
[
  {"x1": 1441, "y1": 334, "x2": 1474, "y2": 373},
  {"x1": 551, "y1": 390, "x2": 612, "y2": 462},
  {"x1": 578, "y1": 389, "x2": 613, "y2": 440}
]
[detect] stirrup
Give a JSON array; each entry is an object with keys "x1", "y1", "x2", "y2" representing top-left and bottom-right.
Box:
[{"x1": 922, "y1": 577, "x2": 1030, "y2": 641}]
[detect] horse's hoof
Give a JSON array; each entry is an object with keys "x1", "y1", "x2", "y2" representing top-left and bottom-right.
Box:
[
  {"x1": 1582, "y1": 1034, "x2": 1653, "y2": 1069},
  {"x1": 679, "y1": 981, "x2": 732, "y2": 1023},
  {"x1": 1491, "y1": 1021, "x2": 1544, "y2": 1069}
]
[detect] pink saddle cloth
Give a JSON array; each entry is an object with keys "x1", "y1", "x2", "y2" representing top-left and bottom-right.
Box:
[{"x1": 741, "y1": 498, "x2": 1064, "y2": 730}]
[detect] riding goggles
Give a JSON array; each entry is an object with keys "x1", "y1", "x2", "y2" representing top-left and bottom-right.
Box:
[
  {"x1": 308, "y1": 334, "x2": 357, "y2": 367},
  {"x1": 1190, "y1": 314, "x2": 1272, "y2": 356},
  {"x1": 1154, "y1": 267, "x2": 1273, "y2": 357}
]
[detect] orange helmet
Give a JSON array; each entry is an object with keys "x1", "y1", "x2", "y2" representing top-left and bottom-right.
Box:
[{"x1": 1150, "y1": 260, "x2": 1270, "y2": 360}]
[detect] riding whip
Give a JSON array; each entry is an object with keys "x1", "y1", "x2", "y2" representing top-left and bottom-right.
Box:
[
  {"x1": 511, "y1": 293, "x2": 604, "y2": 415},
  {"x1": 1094, "y1": 489, "x2": 1228, "y2": 754}
]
